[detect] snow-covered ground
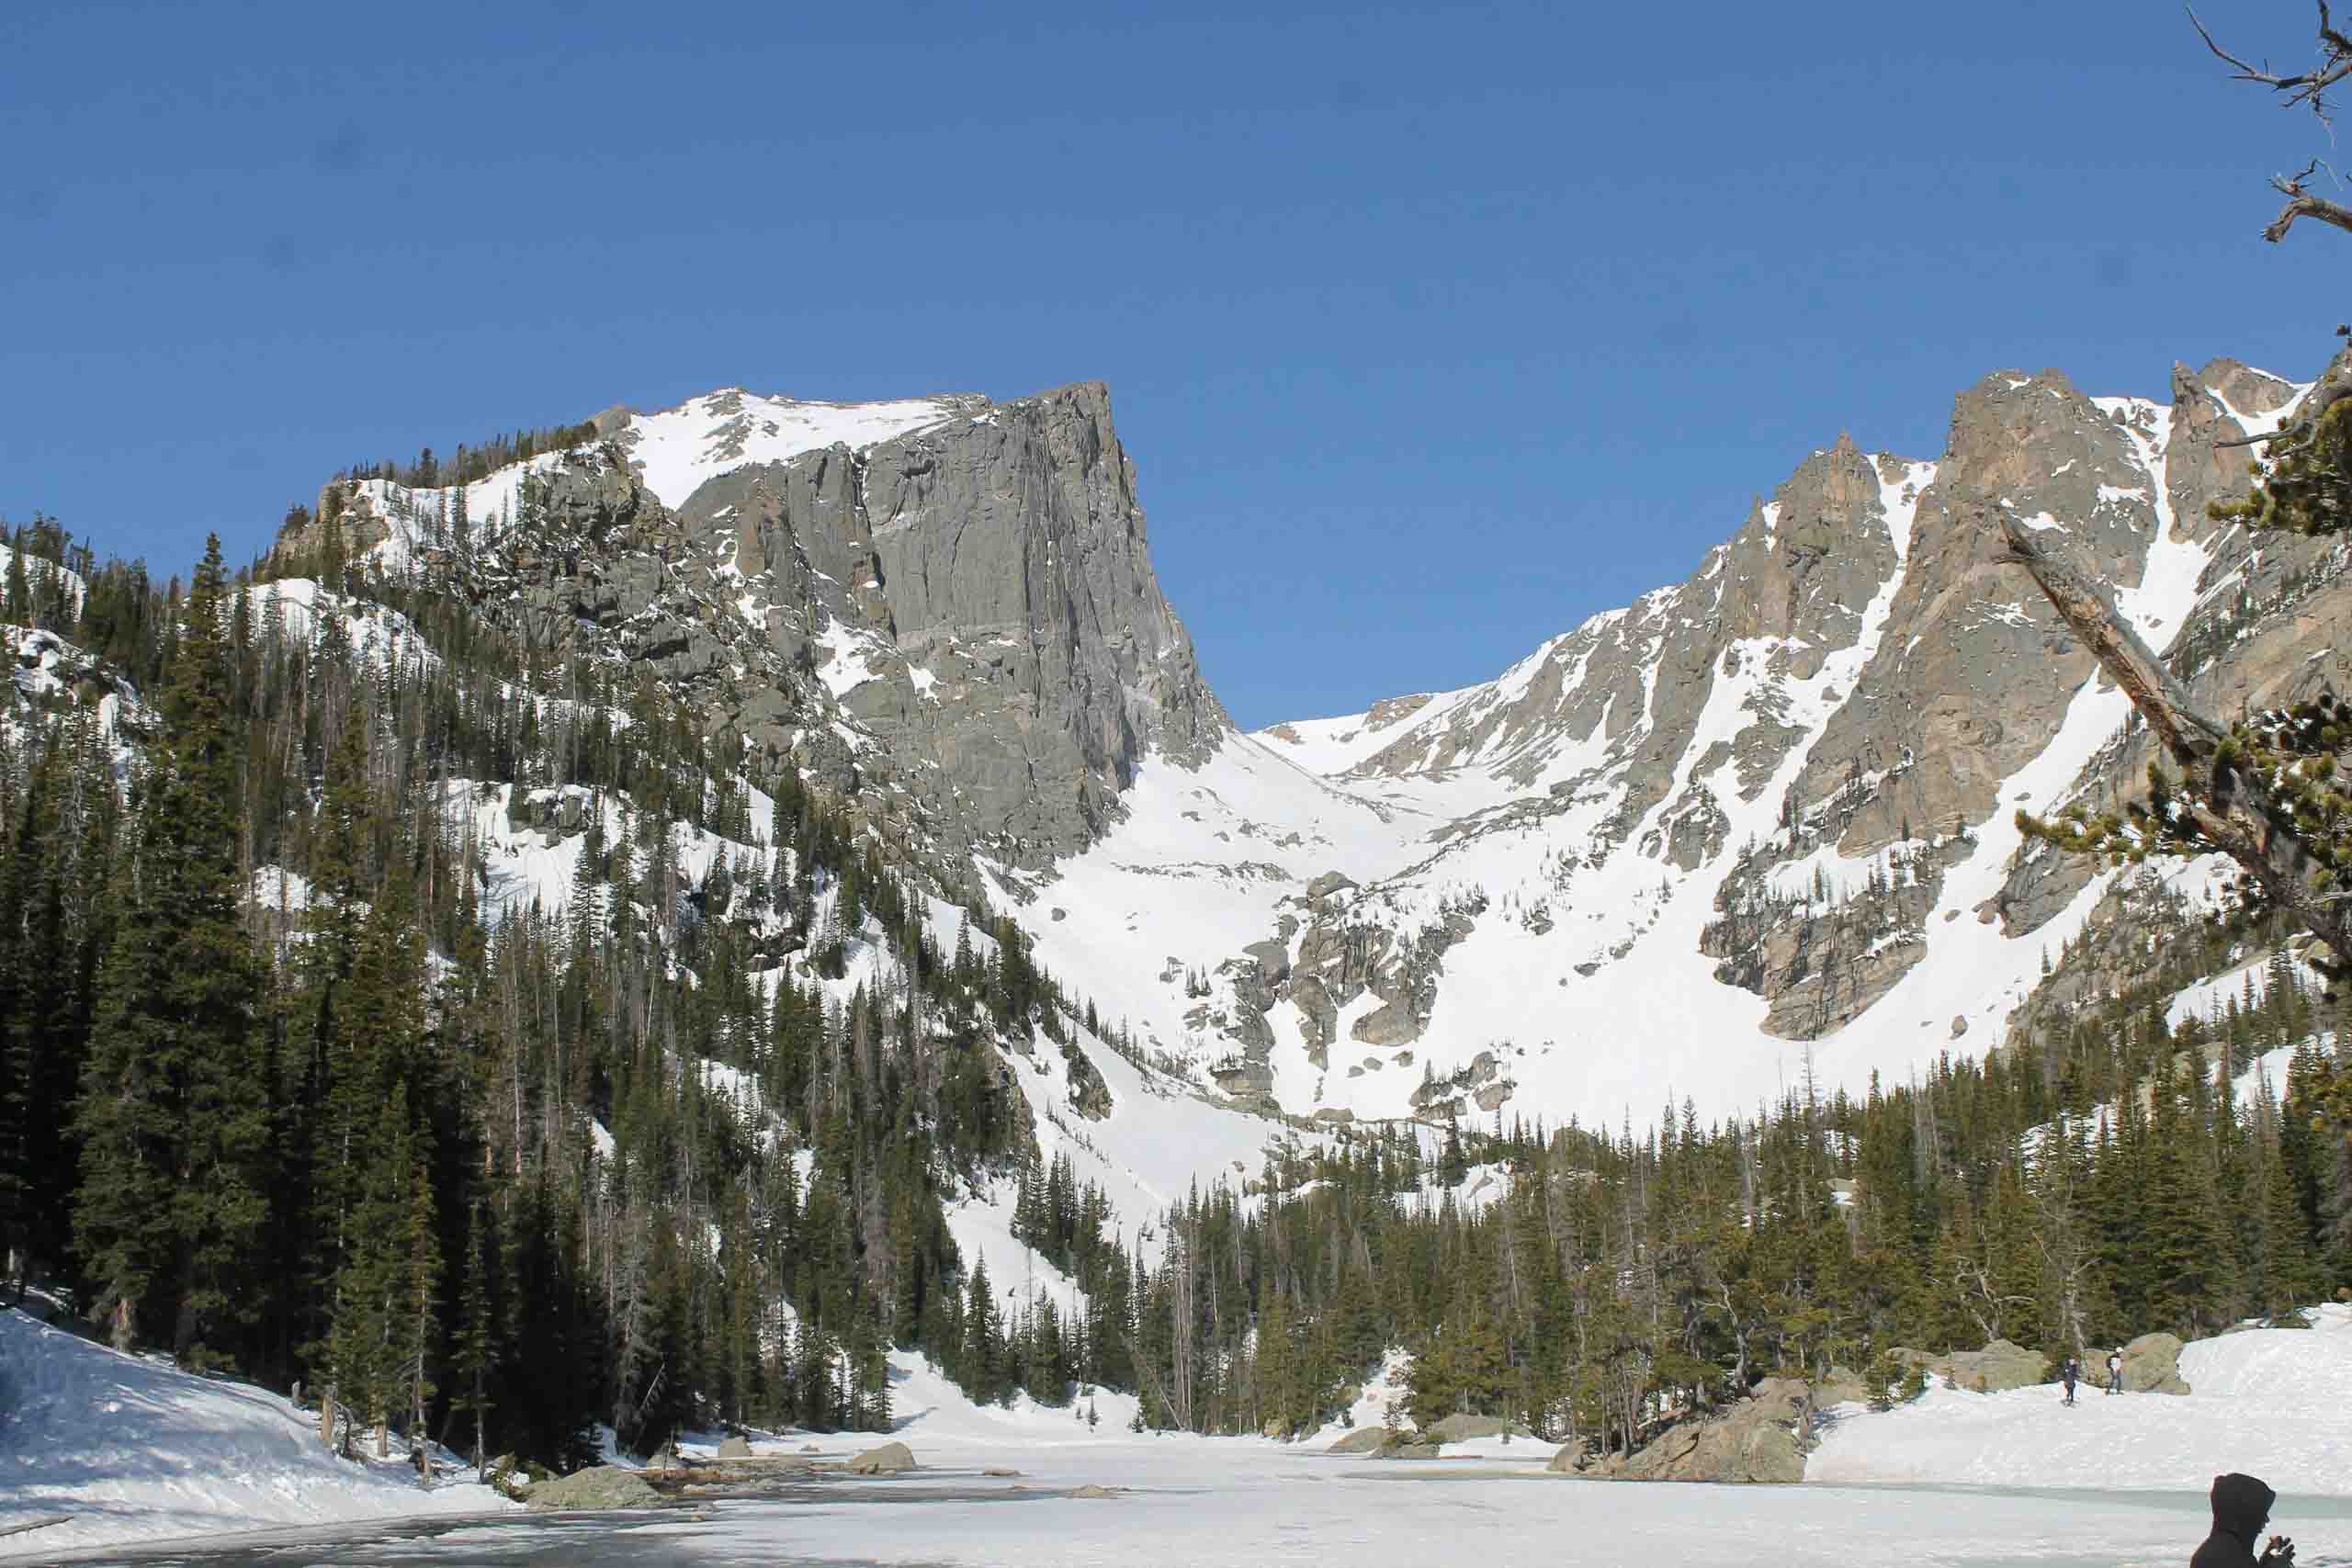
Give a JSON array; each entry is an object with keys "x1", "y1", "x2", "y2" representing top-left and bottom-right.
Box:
[
  {"x1": 0, "y1": 1309, "x2": 511, "y2": 1560},
  {"x1": 1810, "y1": 1304, "x2": 2352, "y2": 1496}
]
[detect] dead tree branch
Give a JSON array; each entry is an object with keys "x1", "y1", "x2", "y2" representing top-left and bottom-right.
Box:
[
  {"x1": 2189, "y1": 2, "x2": 2352, "y2": 120},
  {"x1": 2263, "y1": 158, "x2": 2352, "y2": 241},
  {"x1": 1996, "y1": 509, "x2": 2352, "y2": 973}
]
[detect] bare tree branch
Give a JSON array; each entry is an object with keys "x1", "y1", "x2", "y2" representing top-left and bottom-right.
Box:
[
  {"x1": 2189, "y1": 2, "x2": 2352, "y2": 120},
  {"x1": 2213, "y1": 427, "x2": 2295, "y2": 448},
  {"x1": 2265, "y1": 164, "x2": 2352, "y2": 241}
]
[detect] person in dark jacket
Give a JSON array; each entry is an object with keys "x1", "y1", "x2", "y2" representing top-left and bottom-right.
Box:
[{"x1": 2192, "y1": 1472, "x2": 2294, "y2": 1566}]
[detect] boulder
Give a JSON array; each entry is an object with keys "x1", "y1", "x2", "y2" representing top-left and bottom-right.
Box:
[
  {"x1": 2121, "y1": 1332, "x2": 2191, "y2": 1395},
  {"x1": 716, "y1": 1434, "x2": 753, "y2": 1460},
  {"x1": 848, "y1": 1440, "x2": 917, "y2": 1474},
  {"x1": 1427, "y1": 1412, "x2": 1514, "y2": 1444},
  {"x1": 1892, "y1": 1338, "x2": 2046, "y2": 1393},
  {"x1": 1599, "y1": 1378, "x2": 1812, "y2": 1484},
  {"x1": 1378, "y1": 1440, "x2": 1443, "y2": 1461},
  {"x1": 526, "y1": 1465, "x2": 661, "y2": 1512},
  {"x1": 1326, "y1": 1427, "x2": 1392, "y2": 1455},
  {"x1": 1814, "y1": 1366, "x2": 1871, "y2": 1406},
  {"x1": 1546, "y1": 1438, "x2": 1589, "y2": 1473},
  {"x1": 1070, "y1": 1483, "x2": 1124, "y2": 1498}
]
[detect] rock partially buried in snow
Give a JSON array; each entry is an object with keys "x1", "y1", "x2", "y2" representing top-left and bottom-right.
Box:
[
  {"x1": 1326, "y1": 1427, "x2": 1393, "y2": 1455},
  {"x1": 526, "y1": 1466, "x2": 660, "y2": 1512},
  {"x1": 1546, "y1": 1439, "x2": 1589, "y2": 1473},
  {"x1": 1427, "y1": 1412, "x2": 1518, "y2": 1443},
  {"x1": 2121, "y1": 1332, "x2": 2191, "y2": 1395},
  {"x1": 1070, "y1": 1483, "x2": 1124, "y2": 1498},
  {"x1": 848, "y1": 1441, "x2": 917, "y2": 1474},
  {"x1": 1894, "y1": 1338, "x2": 2045, "y2": 1393},
  {"x1": 1376, "y1": 1439, "x2": 1443, "y2": 1460},
  {"x1": 716, "y1": 1434, "x2": 753, "y2": 1460}
]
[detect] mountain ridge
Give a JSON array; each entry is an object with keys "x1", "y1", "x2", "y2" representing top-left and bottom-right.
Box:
[{"x1": 258, "y1": 355, "x2": 2352, "y2": 1129}]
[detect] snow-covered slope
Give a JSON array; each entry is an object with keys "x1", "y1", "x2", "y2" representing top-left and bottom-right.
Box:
[
  {"x1": 615, "y1": 388, "x2": 981, "y2": 509},
  {"x1": 1006, "y1": 362, "x2": 2349, "y2": 1130},
  {"x1": 0, "y1": 1309, "x2": 510, "y2": 1560},
  {"x1": 1807, "y1": 1304, "x2": 2352, "y2": 1495},
  {"x1": 315, "y1": 389, "x2": 984, "y2": 571}
]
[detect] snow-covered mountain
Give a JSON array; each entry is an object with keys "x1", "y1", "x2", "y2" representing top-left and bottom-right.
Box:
[
  {"x1": 265, "y1": 360, "x2": 2352, "y2": 1132},
  {"x1": 989, "y1": 359, "x2": 2352, "y2": 1126}
]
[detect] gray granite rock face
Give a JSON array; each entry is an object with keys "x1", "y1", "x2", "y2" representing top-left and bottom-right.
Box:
[
  {"x1": 676, "y1": 382, "x2": 1227, "y2": 865},
  {"x1": 1226, "y1": 350, "x2": 2336, "y2": 1091},
  {"x1": 279, "y1": 382, "x2": 1226, "y2": 877}
]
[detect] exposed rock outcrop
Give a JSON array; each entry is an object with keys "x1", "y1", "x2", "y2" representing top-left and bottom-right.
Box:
[
  {"x1": 1426, "y1": 1412, "x2": 1521, "y2": 1443},
  {"x1": 1892, "y1": 1338, "x2": 2047, "y2": 1393},
  {"x1": 2121, "y1": 1332, "x2": 2191, "y2": 1395},
  {"x1": 526, "y1": 1465, "x2": 661, "y2": 1511},
  {"x1": 848, "y1": 1440, "x2": 917, "y2": 1474},
  {"x1": 275, "y1": 384, "x2": 1227, "y2": 877},
  {"x1": 1590, "y1": 1378, "x2": 1813, "y2": 1483}
]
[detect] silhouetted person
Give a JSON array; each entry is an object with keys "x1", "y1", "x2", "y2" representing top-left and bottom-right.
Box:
[
  {"x1": 2106, "y1": 1348, "x2": 2124, "y2": 1394},
  {"x1": 2060, "y1": 1357, "x2": 2078, "y2": 1406},
  {"x1": 2192, "y1": 1472, "x2": 2294, "y2": 1567}
]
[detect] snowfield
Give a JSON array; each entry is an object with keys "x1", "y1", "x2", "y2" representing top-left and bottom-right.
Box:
[
  {"x1": 1808, "y1": 1304, "x2": 2352, "y2": 1496},
  {"x1": 0, "y1": 1309, "x2": 511, "y2": 1559}
]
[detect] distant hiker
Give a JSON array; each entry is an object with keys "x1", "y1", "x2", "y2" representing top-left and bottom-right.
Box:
[
  {"x1": 2061, "y1": 1357, "x2": 2078, "y2": 1406},
  {"x1": 2108, "y1": 1348, "x2": 2124, "y2": 1395},
  {"x1": 2192, "y1": 1472, "x2": 2294, "y2": 1567}
]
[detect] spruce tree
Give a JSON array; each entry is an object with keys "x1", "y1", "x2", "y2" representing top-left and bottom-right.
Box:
[{"x1": 72, "y1": 536, "x2": 268, "y2": 1363}]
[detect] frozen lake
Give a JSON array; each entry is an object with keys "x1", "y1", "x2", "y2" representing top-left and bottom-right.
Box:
[
  {"x1": 13, "y1": 1314, "x2": 2349, "y2": 1567},
  {"x1": 45, "y1": 1451, "x2": 2352, "y2": 1568}
]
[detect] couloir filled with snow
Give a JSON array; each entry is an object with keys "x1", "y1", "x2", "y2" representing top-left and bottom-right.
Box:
[{"x1": 1011, "y1": 386, "x2": 2310, "y2": 1131}]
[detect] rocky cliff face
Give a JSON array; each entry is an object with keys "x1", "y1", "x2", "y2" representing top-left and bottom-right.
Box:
[
  {"x1": 275, "y1": 356, "x2": 2352, "y2": 1128},
  {"x1": 1010, "y1": 355, "x2": 2352, "y2": 1127},
  {"x1": 276, "y1": 382, "x2": 1226, "y2": 872}
]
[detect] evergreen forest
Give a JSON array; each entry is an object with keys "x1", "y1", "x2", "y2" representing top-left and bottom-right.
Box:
[{"x1": 0, "y1": 508, "x2": 2346, "y2": 1476}]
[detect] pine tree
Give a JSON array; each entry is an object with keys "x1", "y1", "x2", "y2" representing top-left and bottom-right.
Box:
[
  {"x1": 72, "y1": 536, "x2": 269, "y2": 1363},
  {"x1": 449, "y1": 1198, "x2": 497, "y2": 1472},
  {"x1": 2143, "y1": 1058, "x2": 2233, "y2": 1335}
]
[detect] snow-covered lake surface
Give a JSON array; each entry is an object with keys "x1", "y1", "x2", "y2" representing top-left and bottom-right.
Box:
[
  {"x1": 10, "y1": 1308, "x2": 2351, "y2": 1566},
  {"x1": 43, "y1": 1464, "x2": 2352, "y2": 1568}
]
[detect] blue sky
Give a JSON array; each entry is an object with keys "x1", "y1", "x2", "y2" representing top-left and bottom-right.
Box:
[{"x1": 4, "y1": 1, "x2": 2343, "y2": 728}]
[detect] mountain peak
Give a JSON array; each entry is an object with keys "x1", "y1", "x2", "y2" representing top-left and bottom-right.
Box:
[{"x1": 613, "y1": 387, "x2": 991, "y2": 509}]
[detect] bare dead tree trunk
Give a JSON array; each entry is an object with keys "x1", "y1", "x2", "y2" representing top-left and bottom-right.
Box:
[
  {"x1": 1168, "y1": 1217, "x2": 1195, "y2": 1431},
  {"x1": 1996, "y1": 509, "x2": 2352, "y2": 973}
]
